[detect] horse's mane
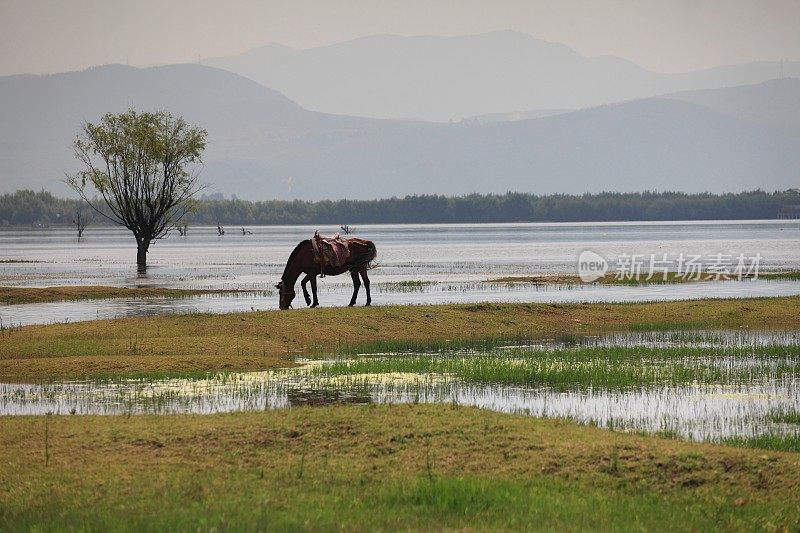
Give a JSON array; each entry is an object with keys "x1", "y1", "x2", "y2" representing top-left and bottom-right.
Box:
[{"x1": 281, "y1": 239, "x2": 310, "y2": 280}]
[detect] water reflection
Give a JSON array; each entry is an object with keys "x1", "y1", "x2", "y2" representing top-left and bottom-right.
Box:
[{"x1": 2, "y1": 369, "x2": 796, "y2": 443}]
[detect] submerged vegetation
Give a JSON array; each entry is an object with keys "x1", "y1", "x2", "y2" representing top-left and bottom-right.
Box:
[
  {"x1": 307, "y1": 343, "x2": 800, "y2": 390},
  {"x1": 0, "y1": 286, "x2": 252, "y2": 305},
  {"x1": 488, "y1": 270, "x2": 800, "y2": 285}
]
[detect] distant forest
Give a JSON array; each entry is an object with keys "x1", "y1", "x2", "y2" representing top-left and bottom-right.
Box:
[{"x1": 1, "y1": 189, "x2": 799, "y2": 227}]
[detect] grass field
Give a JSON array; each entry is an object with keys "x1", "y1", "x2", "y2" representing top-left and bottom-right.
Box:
[
  {"x1": 2, "y1": 296, "x2": 800, "y2": 382},
  {"x1": 1, "y1": 404, "x2": 799, "y2": 531},
  {"x1": 2, "y1": 296, "x2": 799, "y2": 529}
]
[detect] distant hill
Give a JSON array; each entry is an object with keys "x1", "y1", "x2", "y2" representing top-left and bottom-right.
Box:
[
  {"x1": 0, "y1": 64, "x2": 411, "y2": 196},
  {"x1": 667, "y1": 77, "x2": 800, "y2": 131},
  {"x1": 0, "y1": 64, "x2": 797, "y2": 199},
  {"x1": 205, "y1": 31, "x2": 800, "y2": 121}
]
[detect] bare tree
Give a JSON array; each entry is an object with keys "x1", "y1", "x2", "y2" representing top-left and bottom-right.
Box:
[
  {"x1": 68, "y1": 110, "x2": 206, "y2": 272},
  {"x1": 72, "y1": 203, "x2": 91, "y2": 240}
]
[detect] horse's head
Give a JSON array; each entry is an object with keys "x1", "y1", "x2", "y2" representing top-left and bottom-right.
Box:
[{"x1": 275, "y1": 280, "x2": 295, "y2": 310}]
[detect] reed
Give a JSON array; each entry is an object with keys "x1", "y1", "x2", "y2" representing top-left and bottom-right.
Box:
[{"x1": 307, "y1": 344, "x2": 800, "y2": 390}]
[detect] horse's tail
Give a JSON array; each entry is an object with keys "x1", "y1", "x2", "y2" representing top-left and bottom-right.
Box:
[
  {"x1": 365, "y1": 241, "x2": 378, "y2": 270},
  {"x1": 347, "y1": 240, "x2": 378, "y2": 271}
]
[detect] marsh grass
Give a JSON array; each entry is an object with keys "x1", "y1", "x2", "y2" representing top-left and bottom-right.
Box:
[
  {"x1": 768, "y1": 409, "x2": 800, "y2": 425},
  {"x1": 307, "y1": 344, "x2": 800, "y2": 390},
  {"x1": 489, "y1": 270, "x2": 800, "y2": 285},
  {"x1": 374, "y1": 280, "x2": 438, "y2": 293},
  {"x1": 721, "y1": 434, "x2": 800, "y2": 453},
  {"x1": 0, "y1": 286, "x2": 255, "y2": 305},
  {"x1": 304, "y1": 333, "x2": 542, "y2": 358}
]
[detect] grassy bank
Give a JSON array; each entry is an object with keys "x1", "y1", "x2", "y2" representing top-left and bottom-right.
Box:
[
  {"x1": 2, "y1": 296, "x2": 800, "y2": 382},
  {"x1": 1, "y1": 404, "x2": 798, "y2": 531},
  {"x1": 0, "y1": 285, "x2": 255, "y2": 305},
  {"x1": 489, "y1": 270, "x2": 800, "y2": 285}
]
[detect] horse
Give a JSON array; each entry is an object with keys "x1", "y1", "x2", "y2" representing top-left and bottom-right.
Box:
[{"x1": 275, "y1": 238, "x2": 377, "y2": 309}]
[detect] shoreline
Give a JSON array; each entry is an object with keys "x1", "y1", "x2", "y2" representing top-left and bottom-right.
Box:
[
  {"x1": 2, "y1": 295, "x2": 799, "y2": 382},
  {"x1": 0, "y1": 285, "x2": 257, "y2": 305},
  {"x1": 487, "y1": 270, "x2": 800, "y2": 285},
  {"x1": 3, "y1": 271, "x2": 800, "y2": 306}
]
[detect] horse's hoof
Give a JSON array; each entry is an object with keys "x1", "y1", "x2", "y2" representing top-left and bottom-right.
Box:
[
  {"x1": 311, "y1": 302, "x2": 319, "y2": 308},
  {"x1": 304, "y1": 298, "x2": 311, "y2": 306},
  {"x1": 365, "y1": 302, "x2": 371, "y2": 307},
  {"x1": 348, "y1": 302, "x2": 355, "y2": 307}
]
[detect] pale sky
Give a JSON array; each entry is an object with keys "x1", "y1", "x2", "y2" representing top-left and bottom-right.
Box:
[{"x1": 1, "y1": 0, "x2": 799, "y2": 76}]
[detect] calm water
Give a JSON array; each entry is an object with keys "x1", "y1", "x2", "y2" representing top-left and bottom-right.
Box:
[{"x1": 1, "y1": 220, "x2": 799, "y2": 325}]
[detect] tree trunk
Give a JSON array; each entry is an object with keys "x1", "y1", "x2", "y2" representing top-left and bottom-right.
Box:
[{"x1": 136, "y1": 238, "x2": 150, "y2": 274}]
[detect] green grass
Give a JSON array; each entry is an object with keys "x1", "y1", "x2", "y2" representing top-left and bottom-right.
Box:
[
  {"x1": 769, "y1": 409, "x2": 800, "y2": 425},
  {"x1": 308, "y1": 344, "x2": 800, "y2": 390},
  {"x1": 2, "y1": 405, "x2": 799, "y2": 531},
  {"x1": 6, "y1": 471, "x2": 790, "y2": 531},
  {"x1": 721, "y1": 434, "x2": 800, "y2": 453}
]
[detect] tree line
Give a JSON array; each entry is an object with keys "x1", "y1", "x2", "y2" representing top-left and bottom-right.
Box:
[{"x1": 2, "y1": 188, "x2": 798, "y2": 227}]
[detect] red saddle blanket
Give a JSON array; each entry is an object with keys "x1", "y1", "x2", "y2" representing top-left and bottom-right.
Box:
[{"x1": 311, "y1": 231, "x2": 350, "y2": 269}]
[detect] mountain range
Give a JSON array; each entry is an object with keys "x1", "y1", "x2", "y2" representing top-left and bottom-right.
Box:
[
  {"x1": 205, "y1": 31, "x2": 800, "y2": 122},
  {"x1": 0, "y1": 60, "x2": 798, "y2": 200}
]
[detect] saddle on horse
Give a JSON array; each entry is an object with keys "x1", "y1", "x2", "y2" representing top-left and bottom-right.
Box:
[{"x1": 311, "y1": 231, "x2": 351, "y2": 272}]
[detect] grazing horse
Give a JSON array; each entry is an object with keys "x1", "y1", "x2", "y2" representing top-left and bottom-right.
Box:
[{"x1": 275, "y1": 238, "x2": 377, "y2": 309}]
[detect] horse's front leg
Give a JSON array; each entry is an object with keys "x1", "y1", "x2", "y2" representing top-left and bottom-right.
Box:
[
  {"x1": 301, "y1": 274, "x2": 312, "y2": 306},
  {"x1": 348, "y1": 270, "x2": 361, "y2": 306},
  {"x1": 360, "y1": 268, "x2": 371, "y2": 306},
  {"x1": 310, "y1": 274, "x2": 319, "y2": 307}
]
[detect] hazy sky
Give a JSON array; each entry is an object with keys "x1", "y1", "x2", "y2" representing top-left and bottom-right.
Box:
[{"x1": 1, "y1": 0, "x2": 799, "y2": 76}]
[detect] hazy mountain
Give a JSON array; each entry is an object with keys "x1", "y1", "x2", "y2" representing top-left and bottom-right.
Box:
[
  {"x1": 205, "y1": 31, "x2": 800, "y2": 121},
  {"x1": 668, "y1": 77, "x2": 800, "y2": 132},
  {"x1": 0, "y1": 64, "x2": 797, "y2": 200},
  {"x1": 0, "y1": 64, "x2": 416, "y2": 196}
]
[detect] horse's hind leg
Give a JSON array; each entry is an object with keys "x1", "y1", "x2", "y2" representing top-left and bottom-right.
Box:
[
  {"x1": 348, "y1": 270, "x2": 361, "y2": 306},
  {"x1": 310, "y1": 275, "x2": 319, "y2": 308},
  {"x1": 360, "y1": 268, "x2": 371, "y2": 306},
  {"x1": 301, "y1": 274, "x2": 312, "y2": 306}
]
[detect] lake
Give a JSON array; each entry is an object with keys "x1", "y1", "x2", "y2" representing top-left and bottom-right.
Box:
[{"x1": 1, "y1": 220, "x2": 799, "y2": 326}]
